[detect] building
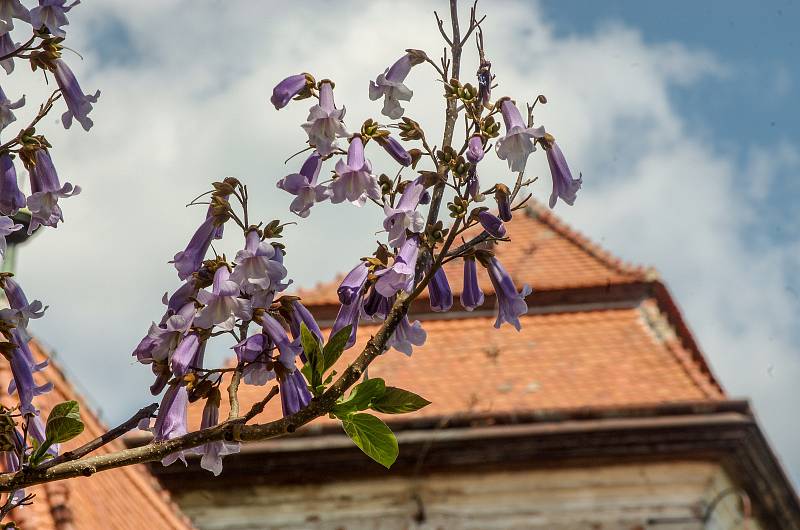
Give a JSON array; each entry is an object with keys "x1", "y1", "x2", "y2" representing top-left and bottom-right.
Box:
[{"x1": 143, "y1": 204, "x2": 800, "y2": 530}]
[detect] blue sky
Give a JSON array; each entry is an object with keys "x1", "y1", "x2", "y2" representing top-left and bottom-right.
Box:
[{"x1": 4, "y1": 0, "x2": 798, "y2": 485}]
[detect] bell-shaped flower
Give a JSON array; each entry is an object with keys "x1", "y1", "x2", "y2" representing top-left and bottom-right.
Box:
[
  {"x1": 160, "y1": 279, "x2": 198, "y2": 325},
  {"x1": 0, "y1": 152, "x2": 25, "y2": 215},
  {"x1": 276, "y1": 152, "x2": 330, "y2": 218},
  {"x1": 52, "y1": 59, "x2": 100, "y2": 131},
  {"x1": 369, "y1": 53, "x2": 418, "y2": 119},
  {"x1": 427, "y1": 267, "x2": 452, "y2": 312},
  {"x1": 478, "y1": 210, "x2": 506, "y2": 239},
  {"x1": 279, "y1": 369, "x2": 311, "y2": 417},
  {"x1": 288, "y1": 300, "x2": 324, "y2": 347},
  {"x1": 25, "y1": 148, "x2": 80, "y2": 233},
  {"x1": 466, "y1": 166, "x2": 483, "y2": 202},
  {"x1": 331, "y1": 295, "x2": 362, "y2": 350},
  {"x1": 363, "y1": 289, "x2": 392, "y2": 321},
  {"x1": 486, "y1": 256, "x2": 531, "y2": 331},
  {"x1": 153, "y1": 384, "x2": 189, "y2": 466},
  {"x1": 546, "y1": 138, "x2": 582, "y2": 208},
  {"x1": 133, "y1": 302, "x2": 196, "y2": 364},
  {"x1": 337, "y1": 262, "x2": 369, "y2": 305},
  {"x1": 330, "y1": 136, "x2": 381, "y2": 206},
  {"x1": 230, "y1": 230, "x2": 288, "y2": 303},
  {"x1": 29, "y1": 0, "x2": 78, "y2": 38},
  {"x1": 0, "y1": 0, "x2": 30, "y2": 34},
  {"x1": 261, "y1": 314, "x2": 301, "y2": 370},
  {"x1": 0, "y1": 215, "x2": 21, "y2": 258},
  {"x1": 0, "y1": 276, "x2": 45, "y2": 341},
  {"x1": 195, "y1": 267, "x2": 252, "y2": 331},
  {"x1": 495, "y1": 99, "x2": 546, "y2": 173},
  {"x1": 170, "y1": 332, "x2": 201, "y2": 377},
  {"x1": 461, "y1": 256, "x2": 484, "y2": 311},
  {"x1": 301, "y1": 81, "x2": 347, "y2": 157},
  {"x1": 383, "y1": 180, "x2": 424, "y2": 248},
  {"x1": 386, "y1": 315, "x2": 426, "y2": 356},
  {"x1": 376, "y1": 136, "x2": 412, "y2": 167},
  {"x1": 494, "y1": 183, "x2": 512, "y2": 222},
  {"x1": 193, "y1": 389, "x2": 239, "y2": 476},
  {"x1": 271, "y1": 73, "x2": 311, "y2": 110},
  {"x1": 374, "y1": 235, "x2": 419, "y2": 297},
  {"x1": 233, "y1": 333, "x2": 276, "y2": 386},
  {"x1": 466, "y1": 135, "x2": 485, "y2": 164},
  {"x1": 0, "y1": 85, "x2": 24, "y2": 133},
  {"x1": 171, "y1": 217, "x2": 217, "y2": 280},
  {"x1": 8, "y1": 329, "x2": 53, "y2": 415},
  {"x1": 0, "y1": 33, "x2": 19, "y2": 74}
]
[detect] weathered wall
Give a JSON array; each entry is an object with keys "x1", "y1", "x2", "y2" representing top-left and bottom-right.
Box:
[{"x1": 173, "y1": 460, "x2": 760, "y2": 530}]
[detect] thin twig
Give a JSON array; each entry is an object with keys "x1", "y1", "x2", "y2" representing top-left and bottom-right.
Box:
[{"x1": 241, "y1": 386, "x2": 279, "y2": 422}]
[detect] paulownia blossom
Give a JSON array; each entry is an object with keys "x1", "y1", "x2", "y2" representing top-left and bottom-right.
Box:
[
  {"x1": 0, "y1": 33, "x2": 18, "y2": 74},
  {"x1": 466, "y1": 135, "x2": 485, "y2": 164},
  {"x1": 233, "y1": 333, "x2": 275, "y2": 386},
  {"x1": 363, "y1": 288, "x2": 392, "y2": 321},
  {"x1": 369, "y1": 53, "x2": 419, "y2": 119},
  {"x1": 428, "y1": 267, "x2": 452, "y2": 312},
  {"x1": 386, "y1": 316, "x2": 426, "y2": 356},
  {"x1": 153, "y1": 384, "x2": 189, "y2": 466},
  {"x1": 132, "y1": 302, "x2": 196, "y2": 368},
  {"x1": 0, "y1": 215, "x2": 21, "y2": 258},
  {"x1": 171, "y1": 217, "x2": 217, "y2": 281},
  {"x1": 261, "y1": 314, "x2": 301, "y2": 370},
  {"x1": 337, "y1": 262, "x2": 369, "y2": 305},
  {"x1": 376, "y1": 136, "x2": 412, "y2": 167},
  {"x1": 276, "y1": 152, "x2": 330, "y2": 218},
  {"x1": 0, "y1": 152, "x2": 25, "y2": 215},
  {"x1": 195, "y1": 267, "x2": 252, "y2": 331},
  {"x1": 8, "y1": 329, "x2": 53, "y2": 415},
  {"x1": 25, "y1": 148, "x2": 81, "y2": 233},
  {"x1": 545, "y1": 136, "x2": 582, "y2": 209},
  {"x1": 330, "y1": 136, "x2": 381, "y2": 206},
  {"x1": 485, "y1": 256, "x2": 531, "y2": 331},
  {"x1": 271, "y1": 73, "x2": 311, "y2": 110},
  {"x1": 1, "y1": 276, "x2": 46, "y2": 342},
  {"x1": 495, "y1": 99, "x2": 545, "y2": 173},
  {"x1": 30, "y1": 0, "x2": 79, "y2": 39},
  {"x1": 288, "y1": 300, "x2": 324, "y2": 347},
  {"x1": 478, "y1": 210, "x2": 506, "y2": 239},
  {"x1": 383, "y1": 180, "x2": 425, "y2": 248},
  {"x1": 279, "y1": 369, "x2": 311, "y2": 417},
  {"x1": 230, "y1": 229, "x2": 288, "y2": 307},
  {"x1": 374, "y1": 235, "x2": 419, "y2": 297},
  {"x1": 193, "y1": 389, "x2": 239, "y2": 476},
  {"x1": 461, "y1": 256, "x2": 484, "y2": 311},
  {"x1": 301, "y1": 81, "x2": 347, "y2": 157},
  {"x1": 0, "y1": 0, "x2": 30, "y2": 34},
  {"x1": 52, "y1": 59, "x2": 100, "y2": 131},
  {"x1": 0, "y1": 85, "x2": 23, "y2": 133},
  {"x1": 331, "y1": 293, "x2": 363, "y2": 350},
  {"x1": 169, "y1": 332, "x2": 201, "y2": 377}
]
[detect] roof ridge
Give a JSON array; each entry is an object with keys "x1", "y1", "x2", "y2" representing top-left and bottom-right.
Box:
[{"x1": 525, "y1": 201, "x2": 654, "y2": 281}]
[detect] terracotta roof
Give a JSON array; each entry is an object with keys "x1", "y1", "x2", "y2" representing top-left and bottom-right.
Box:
[
  {"x1": 0, "y1": 341, "x2": 194, "y2": 530},
  {"x1": 296, "y1": 202, "x2": 652, "y2": 306}
]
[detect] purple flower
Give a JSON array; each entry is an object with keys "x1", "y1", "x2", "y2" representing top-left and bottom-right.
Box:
[
  {"x1": 0, "y1": 153, "x2": 25, "y2": 215},
  {"x1": 0, "y1": 0, "x2": 30, "y2": 34},
  {"x1": 330, "y1": 136, "x2": 381, "y2": 206},
  {"x1": 373, "y1": 235, "x2": 419, "y2": 297},
  {"x1": 230, "y1": 229, "x2": 288, "y2": 302},
  {"x1": 233, "y1": 333, "x2": 275, "y2": 386},
  {"x1": 386, "y1": 316, "x2": 426, "y2": 356},
  {"x1": 133, "y1": 302, "x2": 195, "y2": 364},
  {"x1": 8, "y1": 329, "x2": 53, "y2": 416},
  {"x1": 161, "y1": 279, "x2": 198, "y2": 324},
  {"x1": 30, "y1": 0, "x2": 78, "y2": 38},
  {"x1": 170, "y1": 332, "x2": 201, "y2": 377},
  {"x1": 271, "y1": 73, "x2": 310, "y2": 110},
  {"x1": 0, "y1": 276, "x2": 45, "y2": 340},
  {"x1": 288, "y1": 300, "x2": 323, "y2": 345},
  {"x1": 195, "y1": 267, "x2": 252, "y2": 331},
  {"x1": 279, "y1": 369, "x2": 311, "y2": 417},
  {"x1": 261, "y1": 314, "x2": 301, "y2": 370},
  {"x1": 465, "y1": 166, "x2": 483, "y2": 202},
  {"x1": 170, "y1": 217, "x2": 216, "y2": 280},
  {"x1": 486, "y1": 256, "x2": 531, "y2": 331},
  {"x1": 461, "y1": 256, "x2": 484, "y2": 311},
  {"x1": 0, "y1": 85, "x2": 24, "y2": 133},
  {"x1": 478, "y1": 211, "x2": 506, "y2": 238},
  {"x1": 428, "y1": 267, "x2": 452, "y2": 312},
  {"x1": 276, "y1": 152, "x2": 330, "y2": 218},
  {"x1": 363, "y1": 289, "x2": 392, "y2": 320},
  {"x1": 331, "y1": 295, "x2": 362, "y2": 350},
  {"x1": 369, "y1": 53, "x2": 417, "y2": 119},
  {"x1": 193, "y1": 389, "x2": 239, "y2": 476},
  {"x1": 25, "y1": 148, "x2": 80, "y2": 233},
  {"x1": 495, "y1": 100, "x2": 546, "y2": 173},
  {"x1": 0, "y1": 33, "x2": 19, "y2": 74},
  {"x1": 301, "y1": 81, "x2": 347, "y2": 157},
  {"x1": 466, "y1": 135, "x2": 485, "y2": 164},
  {"x1": 53, "y1": 59, "x2": 99, "y2": 131},
  {"x1": 383, "y1": 180, "x2": 424, "y2": 248},
  {"x1": 546, "y1": 140, "x2": 582, "y2": 209},
  {"x1": 337, "y1": 262, "x2": 369, "y2": 305},
  {"x1": 494, "y1": 184, "x2": 512, "y2": 222},
  {"x1": 0, "y1": 215, "x2": 21, "y2": 258},
  {"x1": 377, "y1": 136, "x2": 412, "y2": 166},
  {"x1": 153, "y1": 384, "x2": 189, "y2": 466}
]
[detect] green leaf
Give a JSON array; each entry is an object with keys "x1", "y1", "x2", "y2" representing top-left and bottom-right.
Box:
[
  {"x1": 341, "y1": 413, "x2": 398, "y2": 468},
  {"x1": 300, "y1": 323, "x2": 324, "y2": 393},
  {"x1": 344, "y1": 378, "x2": 386, "y2": 411},
  {"x1": 371, "y1": 387, "x2": 431, "y2": 414},
  {"x1": 45, "y1": 400, "x2": 84, "y2": 444},
  {"x1": 322, "y1": 325, "x2": 351, "y2": 373}
]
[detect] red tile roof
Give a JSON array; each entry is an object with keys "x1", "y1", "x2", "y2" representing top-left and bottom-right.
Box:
[{"x1": 0, "y1": 341, "x2": 194, "y2": 530}]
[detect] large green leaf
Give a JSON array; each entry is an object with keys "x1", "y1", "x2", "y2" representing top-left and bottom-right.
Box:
[
  {"x1": 371, "y1": 387, "x2": 431, "y2": 414},
  {"x1": 45, "y1": 400, "x2": 84, "y2": 444},
  {"x1": 344, "y1": 378, "x2": 386, "y2": 411},
  {"x1": 341, "y1": 413, "x2": 398, "y2": 468},
  {"x1": 300, "y1": 323, "x2": 323, "y2": 393}
]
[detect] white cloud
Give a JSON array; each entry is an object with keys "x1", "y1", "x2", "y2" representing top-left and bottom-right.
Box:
[{"x1": 6, "y1": 0, "x2": 799, "y2": 483}]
